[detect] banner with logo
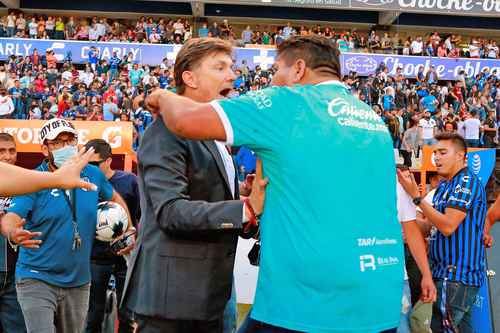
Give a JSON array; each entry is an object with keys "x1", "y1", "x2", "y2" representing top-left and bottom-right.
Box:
[
  {"x1": 0, "y1": 38, "x2": 277, "y2": 69},
  {"x1": 4, "y1": 37, "x2": 500, "y2": 80},
  {"x1": 468, "y1": 148, "x2": 495, "y2": 333},
  {"x1": 0, "y1": 120, "x2": 134, "y2": 155},
  {"x1": 341, "y1": 52, "x2": 500, "y2": 80},
  {"x1": 220, "y1": 0, "x2": 500, "y2": 16}
]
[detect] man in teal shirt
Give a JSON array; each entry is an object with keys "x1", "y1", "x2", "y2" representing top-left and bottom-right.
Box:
[{"x1": 147, "y1": 35, "x2": 404, "y2": 332}]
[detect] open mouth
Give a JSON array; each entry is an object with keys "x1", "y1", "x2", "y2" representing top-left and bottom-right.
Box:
[{"x1": 218, "y1": 88, "x2": 232, "y2": 98}]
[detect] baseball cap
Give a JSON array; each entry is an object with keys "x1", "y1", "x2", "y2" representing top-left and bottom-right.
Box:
[
  {"x1": 409, "y1": 300, "x2": 433, "y2": 333},
  {"x1": 39, "y1": 118, "x2": 78, "y2": 144}
]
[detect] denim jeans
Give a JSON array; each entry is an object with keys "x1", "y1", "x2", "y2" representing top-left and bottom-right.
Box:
[
  {"x1": 85, "y1": 262, "x2": 134, "y2": 333},
  {"x1": 465, "y1": 139, "x2": 480, "y2": 148},
  {"x1": 16, "y1": 278, "x2": 90, "y2": 333},
  {"x1": 237, "y1": 312, "x2": 397, "y2": 333},
  {"x1": 397, "y1": 280, "x2": 412, "y2": 333},
  {"x1": 223, "y1": 280, "x2": 237, "y2": 333},
  {"x1": 431, "y1": 280, "x2": 479, "y2": 333},
  {"x1": 422, "y1": 138, "x2": 436, "y2": 146},
  {"x1": 0, "y1": 272, "x2": 27, "y2": 333}
]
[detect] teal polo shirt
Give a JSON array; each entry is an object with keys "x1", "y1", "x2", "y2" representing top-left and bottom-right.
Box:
[
  {"x1": 211, "y1": 81, "x2": 404, "y2": 332},
  {"x1": 7, "y1": 161, "x2": 113, "y2": 288}
]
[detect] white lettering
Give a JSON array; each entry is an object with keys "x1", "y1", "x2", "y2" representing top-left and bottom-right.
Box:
[
  {"x1": 81, "y1": 46, "x2": 90, "y2": 59},
  {"x1": 130, "y1": 48, "x2": 140, "y2": 60},
  {"x1": 399, "y1": 0, "x2": 416, "y2": 7},
  {"x1": 360, "y1": 255, "x2": 376, "y2": 272},
  {"x1": 23, "y1": 43, "x2": 32, "y2": 56},
  {"x1": 5, "y1": 43, "x2": 14, "y2": 56}
]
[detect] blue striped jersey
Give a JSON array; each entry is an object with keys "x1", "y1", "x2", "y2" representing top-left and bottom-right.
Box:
[{"x1": 430, "y1": 167, "x2": 487, "y2": 287}]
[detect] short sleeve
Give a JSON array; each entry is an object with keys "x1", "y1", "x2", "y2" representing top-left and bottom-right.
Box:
[
  {"x1": 397, "y1": 183, "x2": 416, "y2": 223},
  {"x1": 6, "y1": 193, "x2": 36, "y2": 219},
  {"x1": 446, "y1": 173, "x2": 477, "y2": 212},
  {"x1": 94, "y1": 169, "x2": 113, "y2": 202},
  {"x1": 210, "y1": 86, "x2": 290, "y2": 151}
]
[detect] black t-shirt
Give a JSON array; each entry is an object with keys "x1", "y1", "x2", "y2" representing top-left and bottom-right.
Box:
[{"x1": 91, "y1": 170, "x2": 140, "y2": 265}]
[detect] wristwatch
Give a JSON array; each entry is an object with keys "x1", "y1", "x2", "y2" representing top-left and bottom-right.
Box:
[{"x1": 412, "y1": 196, "x2": 423, "y2": 206}]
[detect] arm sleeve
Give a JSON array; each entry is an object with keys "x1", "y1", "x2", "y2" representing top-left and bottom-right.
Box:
[
  {"x1": 210, "y1": 86, "x2": 291, "y2": 152},
  {"x1": 446, "y1": 174, "x2": 477, "y2": 212},
  {"x1": 397, "y1": 183, "x2": 417, "y2": 223},
  {"x1": 140, "y1": 121, "x2": 244, "y2": 234},
  {"x1": 6, "y1": 193, "x2": 36, "y2": 219},
  {"x1": 97, "y1": 171, "x2": 113, "y2": 202}
]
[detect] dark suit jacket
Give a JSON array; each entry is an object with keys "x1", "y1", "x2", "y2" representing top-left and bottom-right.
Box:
[{"x1": 122, "y1": 118, "x2": 244, "y2": 321}]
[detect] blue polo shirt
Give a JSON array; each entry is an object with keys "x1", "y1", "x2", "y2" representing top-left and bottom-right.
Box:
[{"x1": 7, "y1": 161, "x2": 113, "y2": 287}]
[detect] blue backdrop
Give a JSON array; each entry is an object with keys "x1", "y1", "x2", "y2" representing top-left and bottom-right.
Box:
[
  {"x1": 468, "y1": 148, "x2": 495, "y2": 333},
  {"x1": 0, "y1": 38, "x2": 277, "y2": 69}
]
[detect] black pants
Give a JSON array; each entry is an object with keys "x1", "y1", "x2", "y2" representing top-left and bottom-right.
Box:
[
  {"x1": 404, "y1": 244, "x2": 422, "y2": 306},
  {"x1": 135, "y1": 314, "x2": 224, "y2": 333},
  {"x1": 85, "y1": 262, "x2": 134, "y2": 333}
]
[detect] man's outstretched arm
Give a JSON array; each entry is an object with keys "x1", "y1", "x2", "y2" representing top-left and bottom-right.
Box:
[{"x1": 147, "y1": 89, "x2": 227, "y2": 141}]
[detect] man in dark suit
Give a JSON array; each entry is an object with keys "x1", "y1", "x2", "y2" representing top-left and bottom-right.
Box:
[{"x1": 122, "y1": 38, "x2": 267, "y2": 333}]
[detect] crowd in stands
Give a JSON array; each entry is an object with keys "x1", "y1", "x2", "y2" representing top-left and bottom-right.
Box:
[
  {"x1": 0, "y1": 48, "x2": 274, "y2": 149},
  {"x1": 343, "y1": 63, "x2": 500, "y2": 167},
  {"x1": 0, "y1": 11, "x2": 498, "y2": 157},
  {"x1": 1, "y1": 11, "x2": 500, "y2": 59}
]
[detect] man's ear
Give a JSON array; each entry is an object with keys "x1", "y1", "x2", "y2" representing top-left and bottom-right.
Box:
[
  {"x1": 181, "y1": 71, "x2": 197, "y2": 90},
  {"x1": 292, "y1": 59, "x2": 307, "y2": 84},
  {"x1": 41, "y1": 144, "x2": 49, "y2": 157}
]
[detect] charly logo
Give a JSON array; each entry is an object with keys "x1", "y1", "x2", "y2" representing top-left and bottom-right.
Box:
[
  {"x1": 352, "y1": 0, "x2": 394, "y2": 6},
  {"x1": 48, "y1": 42, "x2": 66, "y2": 62},
  {"x1": 102, "y1": 126, "x2": 122, "y2": 149},
  {"x1": 344, "y1": 56, "x2": 378, "y2": 74},
  {"x1": 471, "y1": 154, "x2": 481, "y2": 175}
]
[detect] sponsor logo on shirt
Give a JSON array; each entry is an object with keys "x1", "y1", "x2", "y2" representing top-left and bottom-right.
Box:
[
  {"x1": 327, "y1": 98, "x2": 387, "y2": 132},
  {"x1": 359, "y1": 254, "x2": 400, "y2": 272},
  {"x1": 455, "y1": 184, "x2": 471, "y2": 195},
  {"x1": 248, "y1": 90, "x2": 272, "y2": 110},
  {"x1": 448, "y1": 195, "x2": 471, "y2": 206},
  {"x1": 357, "y1": 237, "x2": 398, "y2": 247},
  {"x1": 471, "y1": 154, "x2": 481, "y2": 175}
]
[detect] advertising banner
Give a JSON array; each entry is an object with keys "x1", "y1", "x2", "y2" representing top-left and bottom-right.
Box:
[
  {"x1": 211, "y1": 0, "x2": 500, "y2": 17},
  {"x1": 0, "y1": 38, "x2": 278, "y2": 69},
  {"x1": 3, "y1": 38, "x2": 500, "y2": 81},
  {"x1": 0, "y1": 120, "x2": 134, "y2": 155},
  {"x1": 341, "y1": 52, "x2": 500, "y2": 80}
]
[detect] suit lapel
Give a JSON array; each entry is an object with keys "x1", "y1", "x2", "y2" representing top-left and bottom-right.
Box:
[{"x1": 202, "y1": 140, "x2": 233, "y2": 197}]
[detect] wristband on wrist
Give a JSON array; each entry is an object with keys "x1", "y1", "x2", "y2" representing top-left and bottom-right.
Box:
[
  {"x1": 413, "y1": 196, "x2": 423, "y2": 206},
  {"x1": 243, "y1": 198, "x2": 259, "y2": 233}
]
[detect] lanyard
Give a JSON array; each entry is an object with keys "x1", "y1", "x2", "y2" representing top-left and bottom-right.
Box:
[{"x1": 62, "y1": 189, "x2": 82, "y2": 251}]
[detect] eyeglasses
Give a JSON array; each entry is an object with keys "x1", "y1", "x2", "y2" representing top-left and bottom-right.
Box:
[
  {"x1": 89, "y1": 159, "x2": 107, "y2": 166},
  {"x1": 46, "y1": 137, "x2": 78, "y2": 149}
]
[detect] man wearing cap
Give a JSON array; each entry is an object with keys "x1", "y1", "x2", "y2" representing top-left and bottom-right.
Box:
[{"x1": 0, "y1": 118, "x2": 131, "y2": 333}]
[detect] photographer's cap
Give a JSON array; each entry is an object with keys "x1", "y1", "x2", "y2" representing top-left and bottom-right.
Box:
[{"x1": 39, "y1": 118, "x2": 78, "y2": 144}]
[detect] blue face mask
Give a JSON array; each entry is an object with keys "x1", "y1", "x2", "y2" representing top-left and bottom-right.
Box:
[{"x1": 52, "y1": 145, "x2": 78, "y2": 168}]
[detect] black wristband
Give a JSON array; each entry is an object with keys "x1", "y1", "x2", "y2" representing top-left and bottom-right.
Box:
[{"x1": 413, "y1": 196, "x2": 423, "y2": 206}]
